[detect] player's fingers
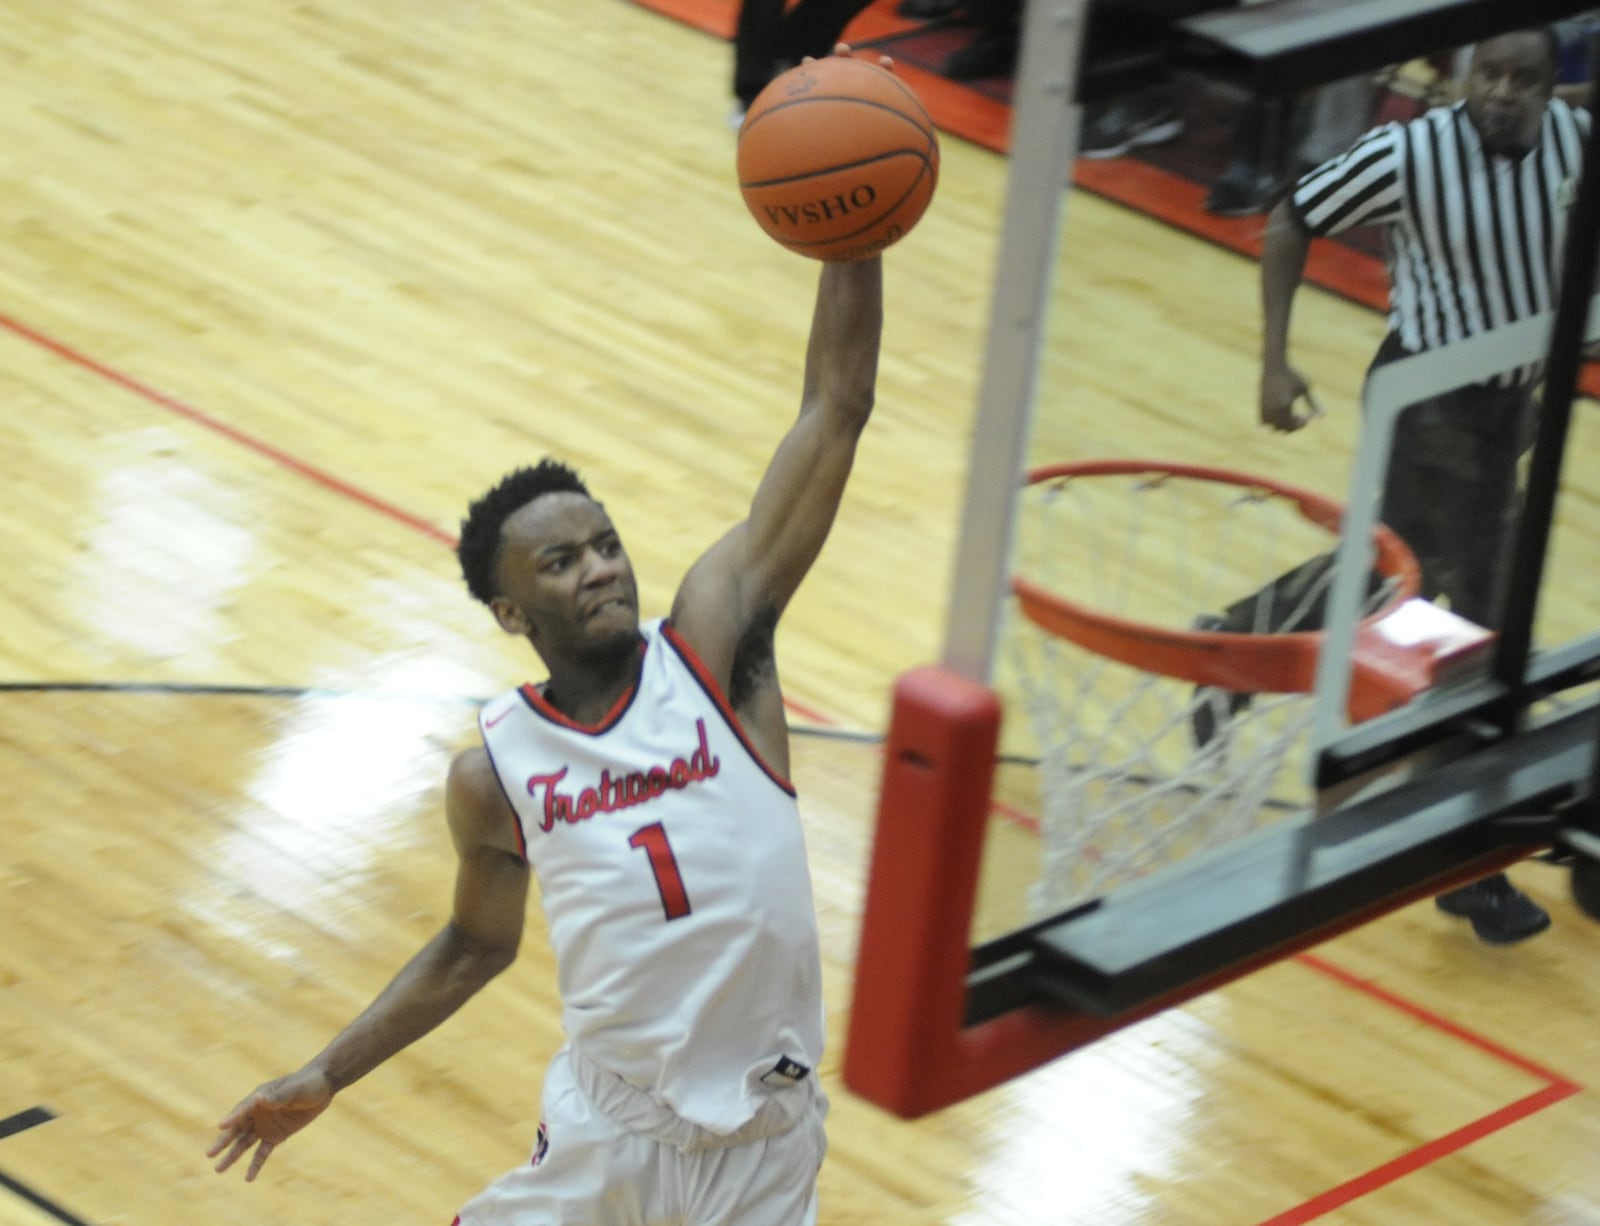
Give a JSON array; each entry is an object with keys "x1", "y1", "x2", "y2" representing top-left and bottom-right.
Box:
[
  {"x1": 213, "y1": 1130, "x2": 254, "y2": 1174},
  {"x1": 245, "y1": 1141, "x2": 275, "y2": 1183},
  {"x1": 1301, "y1": 390, "x2": 1325, "y2": 420}
]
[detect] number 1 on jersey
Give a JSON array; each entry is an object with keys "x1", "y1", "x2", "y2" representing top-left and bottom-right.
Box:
[{"x1": 629, "y1": 822, "x2": 692, "y2": 920}]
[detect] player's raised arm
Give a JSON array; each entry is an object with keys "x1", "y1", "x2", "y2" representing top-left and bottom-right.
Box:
[
  {"x1": 671, "y1": 256, "x2": 883, "y2": 680},
  {"x1": 207, "y1": 748, "x2": 528, "y2": 1181}
]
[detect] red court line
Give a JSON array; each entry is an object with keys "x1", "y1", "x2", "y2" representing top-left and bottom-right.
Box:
[
  {"x1": 782, "y1": 693, "x2": 835, "y2": 725},
  {"x1": 630, "y1": 0, "x2": 1014, "y2": 150},
  {"x1": 631, "y1": 0, "x2": 731, "y2": 38},
  {"x1": 635, "y1": 0, "x2": 1600, "y2": 399},
  {"x1": 988, "y1": 797, "x2": 1040, "y2": 833},
  {"x1": 1072, "y1": 151, "x2": 1600, "y2": 397},
  {"x1": 1, "y1": 309, "x2": 844, "y2": 726},
  {"x1": 1070, "y1": 158, "x2": 1392, "y2": 311},
  {"x1": 630, "y1": 0, "x2": 919, "y2": 43},
  {"x1": 0, "y1": 312, "x2": 457, "y2": 549},
  {"x1": 1253, "y1": 952, "x2": 1584, "y2": 1225},
  {"x1": 1297, "y1": 951, "x2": 1581, "y2": 1088},
  {"x1": 1258, "y1": 1081, "x2": 1582, "y2": 1226}
]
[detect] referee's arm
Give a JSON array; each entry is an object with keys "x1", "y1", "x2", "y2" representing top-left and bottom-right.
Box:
[{"x1": 1259, "y1": 197, "x2": 1318, "y2": 432}]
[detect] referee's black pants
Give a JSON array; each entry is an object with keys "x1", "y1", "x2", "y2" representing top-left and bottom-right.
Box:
[
  {"x1": 1216, "y1": 377, "x2": 1535, "y2": 637},
  {"x1": 1380, "y1": 380, "x2": 1535, "y2": 630}
]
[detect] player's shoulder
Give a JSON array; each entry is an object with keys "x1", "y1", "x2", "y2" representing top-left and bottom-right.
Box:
[{"x1": 446, "y1": 745, "x2": 519, "y2": 851}]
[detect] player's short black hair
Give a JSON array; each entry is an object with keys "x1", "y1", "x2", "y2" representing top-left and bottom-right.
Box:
[{"x1": 457, "y1": 458, "x2": 593, "y2": 606}]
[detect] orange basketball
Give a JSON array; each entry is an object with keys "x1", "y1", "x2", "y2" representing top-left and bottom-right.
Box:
[{"x1": 737, "y1": 55, "x2": 940, "y2": 262}]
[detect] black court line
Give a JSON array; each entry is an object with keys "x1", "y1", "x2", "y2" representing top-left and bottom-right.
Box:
[
  {"x1": 0, "y1": 679, "x2": 883, "y2": 741},
  {"x1": 0, "y1": 1108, "x2": 54, "y2": 1142},
  {"x1": 0, "y1": 679, "x2": 1307, "y2": 805},
  {"x1": 0, "y1": 679, "x2": 483, "y2": 706},
  {"x1": 0, "y1": 1108, "x2": 92, "y2": 1226},
  {"x1": 0, "y1": 1170, "x2": 94, "y2": 1226}
]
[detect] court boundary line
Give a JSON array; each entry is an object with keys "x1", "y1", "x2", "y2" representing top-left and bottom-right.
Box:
[
  {"x1": 0, "y1": 678, "x2": 853, "y2": 727},
  {"x1": 3, "y1": 681, "x2": 1064, "y2": 833},
  {"x1": 0, "y1": 314, "x2": 456, "y2": 549},
  {"x1": 0, "y1": 311, "x2": 837, "y2": 728},
  {"x1": 1259, "y1": 1080, "x2": 1580, "y2": 1226},
  {"x1": 0, "y1": 1109, "x2": 54, "y2": 1142},
  {"x1": 1260, "y1": 953, "x2": 1584, "y2": 1225},
  {"x1": 4, "y1": 681, "x2": 1064, "y2": 839},
  {"x1": 0, "y1": 1107, "x2": 94, "y2": 1226},
  {"x1": 0, "y1": 1171, "x2": 93, "y2": 1226}
]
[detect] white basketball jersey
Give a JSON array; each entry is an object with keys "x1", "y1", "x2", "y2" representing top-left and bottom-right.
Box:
[{"x1": 478, "y1": 618, "x2": 825, "y2": 1135}]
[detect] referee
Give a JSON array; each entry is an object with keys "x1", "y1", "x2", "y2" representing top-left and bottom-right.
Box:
[{"x1": 1256, "y1": 27, "x2": 1590, "y2": 944}]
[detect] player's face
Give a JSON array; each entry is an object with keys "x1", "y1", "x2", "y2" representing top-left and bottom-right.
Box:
[
  {"x1": 1465, "y1": 33, "x2": 1556, "y2": 158},
  {"x1": 492, "y1": 492, "x2": 640, "y2": 663}
]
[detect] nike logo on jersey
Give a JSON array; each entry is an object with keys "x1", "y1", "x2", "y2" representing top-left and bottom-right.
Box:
[
  {"x1": 484, "y1": 703, "x2": 515, "y2": 729},
  {"x1": 524, "y1": 719, "x2": 721, "y2": 833},
  {"x1": 760, "y1": 1056, "x2": 812, "y2": 1087}
]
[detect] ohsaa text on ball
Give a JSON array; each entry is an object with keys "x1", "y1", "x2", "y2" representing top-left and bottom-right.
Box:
[{"x1": 763, "y1": 185, "x2": 878, "y2": 232}]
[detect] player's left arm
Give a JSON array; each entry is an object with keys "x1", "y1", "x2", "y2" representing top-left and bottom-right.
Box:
[
  {"x1": 207, "y1": 750, "x2": 527, "y2": 1182},
  {"x1": 671, "y1": 257, "x2": 883, "y2": 691}
]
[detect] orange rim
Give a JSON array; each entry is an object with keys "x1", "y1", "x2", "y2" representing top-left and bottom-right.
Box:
[{"x1": 1010, "y1": 459, "x2": 1423, "y2": 694}]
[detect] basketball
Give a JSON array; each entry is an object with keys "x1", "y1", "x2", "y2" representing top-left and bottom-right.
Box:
[{"x1": 737, "y1": 55, "x2": 940, "y2": 262}]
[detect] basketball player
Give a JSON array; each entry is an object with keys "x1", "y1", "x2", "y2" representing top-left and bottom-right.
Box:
[
  {"x1": 207, "y1": 251, "x2": 884, "y2": 1223},
  {"x1": 1247, "y1": 26, "x2": 1588, "y2": 943}
]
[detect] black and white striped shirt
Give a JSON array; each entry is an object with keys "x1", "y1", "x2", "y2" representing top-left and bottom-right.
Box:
[{"x1": 1290, "y1": 99, "x2": 1590, "y2": 383}]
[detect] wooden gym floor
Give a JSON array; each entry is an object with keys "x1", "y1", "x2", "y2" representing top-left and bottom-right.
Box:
[{"x1": 0, "y1": 2, "x2": 1596, "y2": 1223}]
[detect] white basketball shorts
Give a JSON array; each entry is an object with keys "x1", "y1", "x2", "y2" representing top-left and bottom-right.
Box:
[{"x1": 452, "y1": 1047, "x2": 827, "y2": 1226}]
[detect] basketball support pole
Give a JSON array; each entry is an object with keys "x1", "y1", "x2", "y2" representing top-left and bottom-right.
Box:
[
  {"x1": 841, "y1": 669, "x2": 1099, "y2": 1115},
  {"x1": 842, "y1": 0, "x2": 1091, "y2": 1114}
]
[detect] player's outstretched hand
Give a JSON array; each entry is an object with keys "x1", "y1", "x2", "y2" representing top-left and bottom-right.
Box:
[
  {"x1": 207, "y1": 1066, "x2": 335, "y2": 1181},
  {"x1": 804, "y1": 42, "x2": 894, "y2": 72}
]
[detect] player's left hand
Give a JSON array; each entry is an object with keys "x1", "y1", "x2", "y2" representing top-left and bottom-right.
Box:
[{"x1": 207, "y1": 1066, "x2": 335, "y2": 1181}]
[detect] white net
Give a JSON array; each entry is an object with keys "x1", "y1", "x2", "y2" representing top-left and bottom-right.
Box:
[{"x1": 1004, "y1": 464, "x2": 1407, "y2": 915}]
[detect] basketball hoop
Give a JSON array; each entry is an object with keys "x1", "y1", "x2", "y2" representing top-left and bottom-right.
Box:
[
  {"x1": 1011, "y1": 460, "x2": 1432, "y2": 696},
  {"x1": 1005, "y1": 459, "x2": 1492, "y2": 914}
]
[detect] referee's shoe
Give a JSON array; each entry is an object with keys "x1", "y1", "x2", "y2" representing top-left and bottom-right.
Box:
[{"x1": 1435, "y1": 873, "x2": 1551, "y2": 945}]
